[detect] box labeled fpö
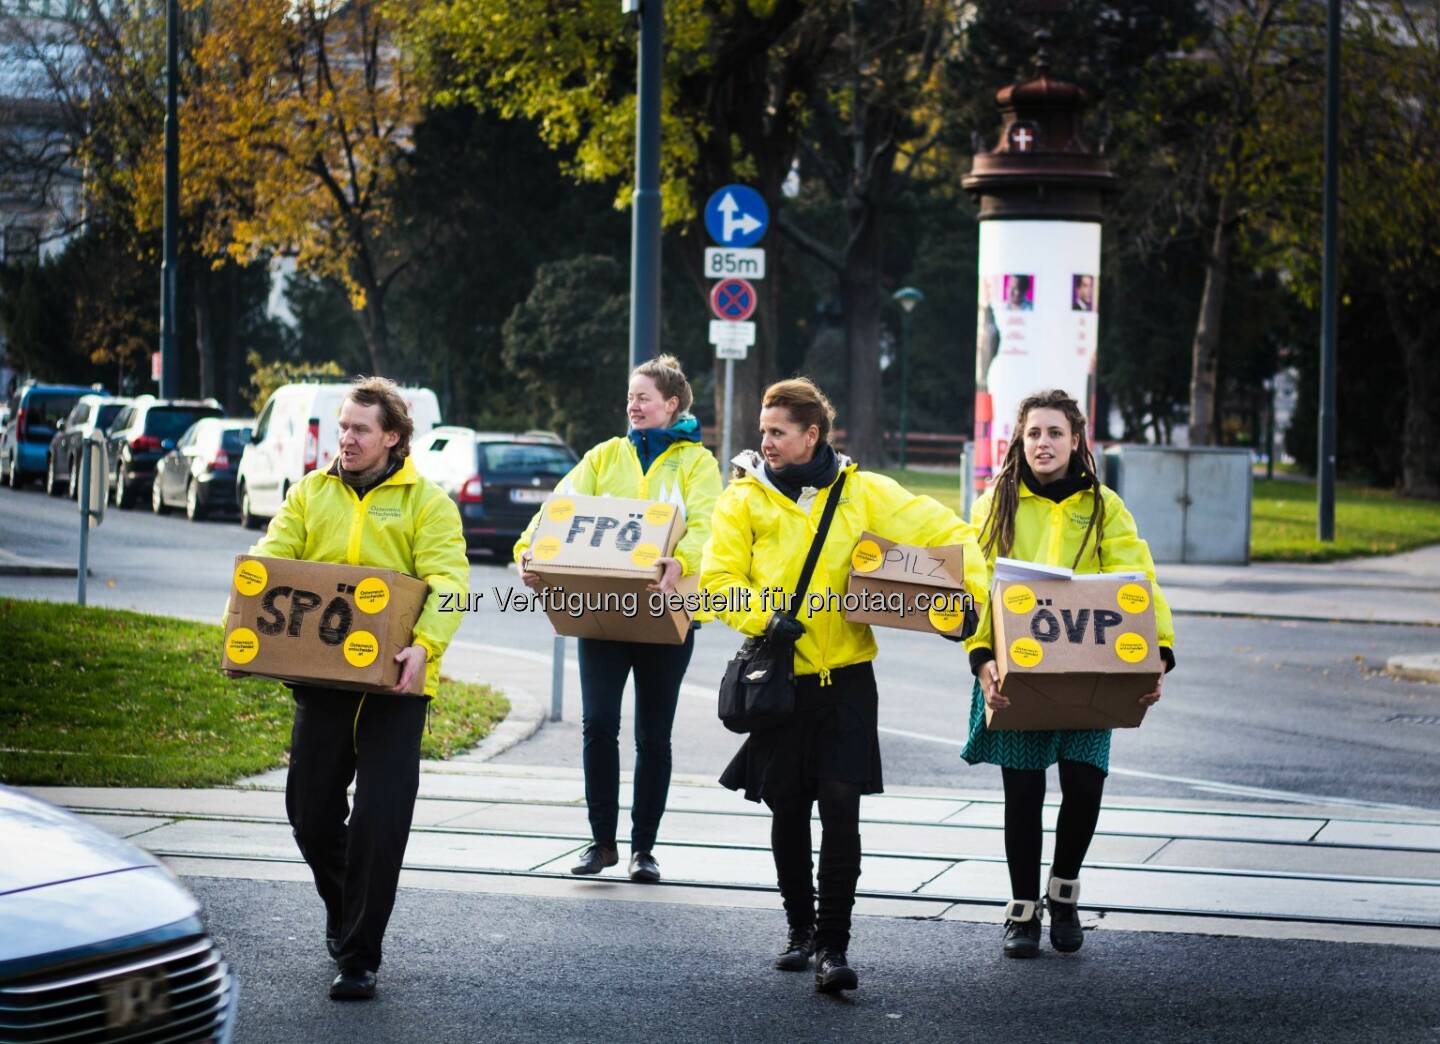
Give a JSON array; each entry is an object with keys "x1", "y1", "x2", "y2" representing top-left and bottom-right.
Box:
[
  {"x1": 989, "y1": 566, "x2": 1161, "y2": 731},
  {"x1": 842, "y1": 532, "x2": 972, "y2": 637},
  {"x1": 221, "y1": 555, "x2": 429, "y2": 694},
  {"x1": 526, "y1": 493, "x2": 696, "y2": 645}
]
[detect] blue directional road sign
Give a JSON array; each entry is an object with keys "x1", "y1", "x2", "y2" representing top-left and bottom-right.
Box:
[{"x1": 704, "y1": 184, "x2": 769, "y2": 247}]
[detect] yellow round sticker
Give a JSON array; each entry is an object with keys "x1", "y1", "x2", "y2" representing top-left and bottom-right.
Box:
[
  {"x1": 631, "y1": 542, "x2": 661, "y2": 568},
  {"x1": 225, "y1": 627, "x2": 260, "y2": 665},
  {"x1": 927, "y1": 596, "x2": 965, "y2": 633},
  {"x1": 1003, "y1": 584, "x2": 1036, "y2": 615},
  {"x1": 533, "y1": 536, "x2": 562, "y2": 562},
  {"x1": 1117, "y1": 583, "x2": 1151, "y2": 615},
  {"x1": 233, "y1": 560, "x2": 268, "y2": 597},
  {"x1": 354, "y1": 577, "x2": 390, "y2": 614},
  {"x1": 1115, "y1": 632, "x2": 1149, "y2": 664},
  {"x1": 344, "y1": 630, "x2": 380, "y2": 669},
  {"x1": 851, "y1": 539, "x2": 883, "y2": 573},
  {"x1": 643, "y1": 502, "x2": 676, "y2": 526},
  {"x1": 1009, "y1": 637, "x2": 1044, "y2": 668},
  {"x1": 546, "y1": 498, "x2": 576, "y2": 524}
]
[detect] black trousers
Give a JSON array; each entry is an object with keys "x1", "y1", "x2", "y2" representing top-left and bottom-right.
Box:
[
  {"x1": 766, "y1": 779, "x2": 863, "y2": 953},
  {"x1": 576, "y1": 629, "x2": 694, "y2": 850},
  {"x1": 285, "y1": 686, "x2": 428, "y2": 972}
]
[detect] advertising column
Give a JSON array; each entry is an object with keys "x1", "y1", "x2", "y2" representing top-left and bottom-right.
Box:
[{"x1": 963, "y1": 75, "x2": 1117, "y2": 491}]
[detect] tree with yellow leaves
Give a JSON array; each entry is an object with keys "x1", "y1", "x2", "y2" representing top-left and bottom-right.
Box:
[{"x1": 163, "y1": 0, "x2": 423, "y2": 375}]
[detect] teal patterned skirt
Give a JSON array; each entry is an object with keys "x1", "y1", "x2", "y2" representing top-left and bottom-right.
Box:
[{"x1": 960, "y1": 679, "x2": 1111, "y2": 774}]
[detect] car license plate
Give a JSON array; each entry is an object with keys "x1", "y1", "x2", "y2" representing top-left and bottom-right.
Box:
[{"x1": 510, "y1": 488, "x2": 549, "y2": 504}]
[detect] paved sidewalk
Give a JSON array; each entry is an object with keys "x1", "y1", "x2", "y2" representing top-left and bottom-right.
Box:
[
  {"x1": 1161, "y1": 543, "x2": 1440, "y2": 626},
  {"x1": 28, "y1": 761, "x2": 1440, "y2": 950}
]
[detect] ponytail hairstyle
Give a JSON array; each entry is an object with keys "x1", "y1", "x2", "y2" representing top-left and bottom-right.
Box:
[
  {"x1": 978, "y1": 389, "x2": 1106, "y2": 569},
  {"x1": 632, "y1": 353, "x2": 693, "y2": 418}
]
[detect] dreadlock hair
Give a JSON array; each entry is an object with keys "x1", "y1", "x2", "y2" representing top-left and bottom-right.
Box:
[{"x1": 978, "y1": 389, "x2": 1106, "y2": 570}]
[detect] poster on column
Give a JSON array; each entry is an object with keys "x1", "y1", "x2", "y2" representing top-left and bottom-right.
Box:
[{"x1": 972, "y1": 220, "x2": 1101, "y2": 491}]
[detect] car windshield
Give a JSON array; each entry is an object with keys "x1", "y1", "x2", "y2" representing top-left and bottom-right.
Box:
[
  {"x1": 96, "y1": 403, "x2": 125, "y2": 429},
  {"x1": 481, "y1": 443, "x2": 575, "y2": 476},
  {"x1": 221, "y1": 428, "x2": 252, "y2": 452},
  {"x1": 147, "y1": 408, "x2": 222, "y2": 440},
  {"x1": 24, "y1": 393, "x2": 81, "y2": 436}
]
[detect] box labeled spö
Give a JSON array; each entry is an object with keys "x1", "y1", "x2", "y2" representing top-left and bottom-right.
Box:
[
  {"x1": 843, "y1": 532, "x2": 972, "y2": 637},
  {"x1": 989, "y1": 566, "x2": 1160, "y2": 731},
  {"x1": 526, "y1": 493, "x2": 696, "y2": 645},
  {"x1": 222, "y1": 555, "x2": 429, "y2": 694}
]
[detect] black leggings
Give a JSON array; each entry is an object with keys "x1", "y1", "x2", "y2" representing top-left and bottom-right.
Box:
[
  {"x1": 1001, "y1": 760, "x2": 1106, "y2": 901},
  {"x1": 765, "y1": 779, "x2": 863, "y2": 952}
]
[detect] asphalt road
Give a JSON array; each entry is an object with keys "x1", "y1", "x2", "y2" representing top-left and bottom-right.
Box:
[
  {"x1": 5, "y1": 483, "x2": 1440, "y2": 809},
  {"x1": 193, "y1": 876, "x2": 1440, "y2": 1044}
]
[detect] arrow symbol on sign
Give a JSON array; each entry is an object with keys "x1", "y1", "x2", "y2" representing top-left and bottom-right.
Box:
[{"x1": 719, "y1": 192, "x2": 762, "y2": 243}]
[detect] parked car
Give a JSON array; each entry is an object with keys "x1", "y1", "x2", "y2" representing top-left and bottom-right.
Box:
[
  {"x1": 106, "y1": 396, "x2": 225, "y2": 509},
  {"x1": 1, "y1": 381, "x2": 98, "y2": 489},
  {"x1": 152, "y1": 418, "x2": 254, "y2": 520},
  {"x1": 0, "y1": 785, "x2": 236, "y2": 1043},
  {"x1": 46, "y1": 394, "x2": 131, "y2": 498},
  {"x1": 410, "y1": 427, "x2": 578, "y2": 557},
  {"x1": 236, "y1": 381, "x2": 441, "y2": 529}
]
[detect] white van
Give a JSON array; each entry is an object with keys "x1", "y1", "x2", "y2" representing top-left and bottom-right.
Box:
[{"x1": 236, "y1": 381, "x2": 441, "y2": 528}]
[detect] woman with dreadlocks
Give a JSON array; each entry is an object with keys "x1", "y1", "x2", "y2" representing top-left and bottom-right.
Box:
[{"x1": 961, "y1": 389, "x2": 1175, "y2": 958}]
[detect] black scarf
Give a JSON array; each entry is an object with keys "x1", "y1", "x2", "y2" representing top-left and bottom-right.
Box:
[
  {"x1": 1020, "y1": 455, "x2": 1091, "y2": 503},
  {"x1": 765, "y1": 442, "x2": 840, "y2": 502}
]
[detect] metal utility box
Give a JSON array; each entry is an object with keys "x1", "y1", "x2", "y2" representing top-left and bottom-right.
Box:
[{"x1": 1103, "y1": 445, "x2": 1251, "y2": 564}]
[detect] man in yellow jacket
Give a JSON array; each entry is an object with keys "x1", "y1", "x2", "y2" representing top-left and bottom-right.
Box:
[{"x1": 249, "y1": 377, "x2": 468, "y2": 1001}]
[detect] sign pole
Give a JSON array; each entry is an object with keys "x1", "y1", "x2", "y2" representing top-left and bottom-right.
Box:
[
  {"x1": 1316, "y1": 0, "x2": 1340, "y2": 541},
  {"x1": 721, "y1": 358, "x2": 736, "y2": 471},
  {"x1": 628, "y1": 0, "x2": 663, "y2": 368}
]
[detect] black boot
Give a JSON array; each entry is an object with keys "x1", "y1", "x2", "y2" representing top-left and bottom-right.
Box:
[
  {"x1": 769, "y1": 807, "x2": 816, "y2": 970},
  {"x1": 1002, "y1": 899, "x2": 1042, "y2": 959},
  {"x1": 774, "y1": 923, "x2": 815, "y2": 971},
  {"x1": 814, "y1": 832, "x2": 861, "y2": 957},
  {"x1": 1047, "y1": 875, "x2": 1084, "y2": 953},
  {"x1": 815, "y1": 947, "x2": 859, "y2": 993}
]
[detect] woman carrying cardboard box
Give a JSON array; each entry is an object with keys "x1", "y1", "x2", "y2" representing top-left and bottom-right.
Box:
[
  {"x1": 962, "y1": 388, "x2": 1176, "y2": 958},
  {"x1": 515, "y1": 355, "x2": 721, "y2": 884},
  {"x1": 701, "y1": 378, "x2": 989, "y2": 993}
]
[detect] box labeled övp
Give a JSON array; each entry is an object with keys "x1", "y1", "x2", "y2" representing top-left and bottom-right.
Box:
[
  {"x1": 526, "y1": 493, "x2": 695, "y2": 645},
  {"x1": 989, "y1": 571, "x2": 1161, "y2": 731},
  {"x1": 222, "y1": 555, "x2": 429, "y2": 694},
  {"x1": 843, "y1": 532, "x2": 971, "y2": 637}
]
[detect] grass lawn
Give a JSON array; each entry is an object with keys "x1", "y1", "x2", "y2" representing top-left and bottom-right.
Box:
[
  {"x1": 0, "y1": 598, "x2": 509, "y2": 788},
  {"x1": 877, "y1": 467, "x2": 1440, "y2": 563}
]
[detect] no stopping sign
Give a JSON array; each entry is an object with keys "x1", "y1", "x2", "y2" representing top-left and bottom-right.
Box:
[{"x1": 710, "y1": 278, "x2": 757, "y2": 322}]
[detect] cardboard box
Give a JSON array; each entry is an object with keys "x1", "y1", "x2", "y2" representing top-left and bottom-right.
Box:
[
  {"x1": 843, "y1": 532, "x2": 972, "y2": 636},
  {"x1": 222, "y1": 555, "x2": 429, "y2": 695},
  {"x1": 988, "y1": 571, "x2": 1161, "y2": 731},
  {"x1": 526, "y1": 493, "x2": 695, "y2": 644}
]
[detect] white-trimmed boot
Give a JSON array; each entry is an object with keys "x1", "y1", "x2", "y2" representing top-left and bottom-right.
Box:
[
  {"x1": 1001, "y1": 899, "x2": 1042, "y2": 958},
  {"x1": 1047, "y1": 875, "x2": 1084, "y2": 953}
]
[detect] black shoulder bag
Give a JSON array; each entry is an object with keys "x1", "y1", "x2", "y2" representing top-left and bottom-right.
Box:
[{"x1": 717, "y1": 471, "x2": 847, "y2": 734}]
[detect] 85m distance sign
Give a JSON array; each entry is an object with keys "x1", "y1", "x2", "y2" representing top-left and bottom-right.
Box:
[{"x1": 704, "y1": 247, "x2": 765, "y2": 280}]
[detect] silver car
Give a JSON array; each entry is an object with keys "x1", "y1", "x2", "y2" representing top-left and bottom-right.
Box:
[{"x1": 0, "y1": 786, "x2": 236, "y2": 1043}]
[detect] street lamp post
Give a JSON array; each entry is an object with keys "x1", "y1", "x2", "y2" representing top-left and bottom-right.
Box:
[
  {"x1": 892, "y1": 287, "x2": 924, "y2": 470},
  {"x1": 160, "y1": 0, "x2": 180, "y2": 398},
  {"x1": 628, "y1": 0, "x2": 662, "y2": 369}
]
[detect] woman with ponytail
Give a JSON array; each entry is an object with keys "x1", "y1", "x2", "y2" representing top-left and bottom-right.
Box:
[
  {"x1": 961, "y1": 389, "x2": 1175, "y2": 958},
  {"x1": 515, "y1": 355, "x2": 722, "y2": 884}
]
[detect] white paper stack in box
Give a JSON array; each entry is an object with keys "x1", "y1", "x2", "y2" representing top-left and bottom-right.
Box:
[
  {"x1": 526, "y1": 493, "x2": 696, "y2": 644},
  {"x1": 842, "y1": 531, "x2": 971, "y2": 636},
  {"x1": 988, "y1": 557, "x2": 1160, "y2": 731}
]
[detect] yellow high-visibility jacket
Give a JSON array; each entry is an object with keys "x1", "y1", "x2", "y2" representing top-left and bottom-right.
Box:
[
  {"x1": 251, "y1": 456, "x2": 469, "y2": 696},
  {"x1": 513, "y1": 435, "x2": 722, "y2": 580},
  {"x1": 964, "y1": 479, "x2": 1175, "y2": 659},
  {"x1": 700, "y1": 452, "x2": 989, "y2": 683}
]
